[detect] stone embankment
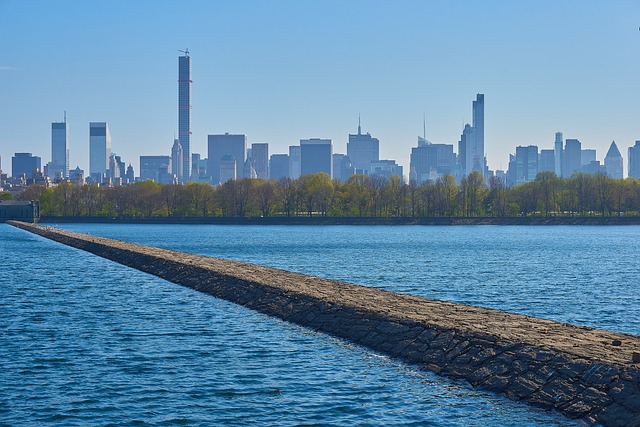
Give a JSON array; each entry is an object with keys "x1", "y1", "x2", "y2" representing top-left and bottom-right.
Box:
[{"x1": 9, "y1": 221, "x2": 640, "y2": 426}]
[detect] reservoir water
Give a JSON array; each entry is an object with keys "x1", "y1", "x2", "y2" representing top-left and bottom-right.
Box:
[{"x1": 2, "y1": 223, "x2": 638, "y2": 426}]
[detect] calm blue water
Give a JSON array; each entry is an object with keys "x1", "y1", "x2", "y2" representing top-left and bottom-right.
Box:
[{"x1": 3, "y1": 224, "x2": 637, "y2": 426}]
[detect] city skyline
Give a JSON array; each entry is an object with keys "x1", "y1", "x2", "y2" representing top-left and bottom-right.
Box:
[{"x1": 1, "y1": 1, "x2": 639, "y2": 177}]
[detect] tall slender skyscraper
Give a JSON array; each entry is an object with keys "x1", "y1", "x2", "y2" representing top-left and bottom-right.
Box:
[
  {"x1": 472, "y1": 94, "x2": 485, "y2": 177},
  {"x1": 178, "y1": 50, "x2": 192, "y2": 182},
  {"x1": 554, "y1": 132, "x2": 563, "y2": 177},
  {"x1": 458, "y1": 94, "x2": 485, "y2": 178},
  {"x1": 89, "y1": 122, "x2": 111, "y2": 180},
  {"x1": 49, "y1": 113, "x2": 69, "y2": 179}
]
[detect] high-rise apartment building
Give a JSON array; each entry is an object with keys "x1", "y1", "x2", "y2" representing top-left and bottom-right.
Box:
[
  {"x1": 89, "y1": 122, "x2": 111, "y2": 179},
  {"x1": 289, "y1": 146, "x2": 301, "y2": 179},
  {"x1": 563, "y1": 139, "x2": 582, "y2": 177},
  {"x1": 178, "y1": 50, "x2": 192, "y2": 182},
  {"x1": 48, "y1": 116, "x2": 69, "y2": 179},
  {"x1": 513, "y1": 145, "x2": 539, "y2": 185},
  {"x1": 269, "y1": 154, "x2": 289, "y2": 180},
  {"x1": 581, "y1": 149, "x2": 596, "y2": 166},
  {"x1": 604, "y1": 141, "x2": 623, "y2": 179},
  {"x1": 12, "y1": 153, "x2": 41, "y2": 178},
  {"x1": 554, "y1": 132, "x2": 563, "y2": 176},
  {"x1": 539, "y1": 149, "x2": 555, "y2": 173},
  {"x1": 251, "y1": 143, "x2": 269, "y2": 180},
  {"x1": 140, "y1": 155, "x2": 171, "y2": 182},
  {"x1": 207, "y1": 133, "x2": 246, "y2": 185},
  {"x1": 347, "y1": 118, "x2": 379, "y2": 175},
  {"x1": 171, "y1": 139, "x2": 183, "y2": 180},
  {"x1": 410, "y1": 143, "x2": 455, "y2": 184},
  {"x1": 629, "y1": 141, "x2": 640, "y2": 179},
  {"x1": 458, "y1": 94, "x2": 485, "y2": 178},
  {"x1": 300, "y1": 139, "x2": 332, "y2": 177},
  {"x1": 332, "y1": 154, "x2": 355, "y2": 182},
  {"x1": 472, "y1": 94, "x2": 485, "y2": 176},
  {"x1": 370, "y1": 160, "x2": 403, "y2": 181}
]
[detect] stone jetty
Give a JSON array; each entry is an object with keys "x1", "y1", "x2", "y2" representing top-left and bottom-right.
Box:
[{"x1": 9, "y1": 221, "x2": 640, "y2": 426}]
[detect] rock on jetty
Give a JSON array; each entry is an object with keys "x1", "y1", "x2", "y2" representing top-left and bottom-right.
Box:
[{"x1": 9, "y1": 221, "x2": 640, "y2": 426}]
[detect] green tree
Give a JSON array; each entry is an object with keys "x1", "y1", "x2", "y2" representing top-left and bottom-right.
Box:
[{"x1": 535, "y1": 171, "x2": 560, "y2": 216}]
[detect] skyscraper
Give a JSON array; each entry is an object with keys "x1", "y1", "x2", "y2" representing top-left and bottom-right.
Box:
[
  {"x1": 48, "y1": 115, "x2": 69, "y2": 179},
  {"x1": 458, "y1": 94, "x2": 485, "y2": 178},
  {"x1": 207, "y1": 133, "x2": 246, "y2": 185},
  {"x1": 554, "y1": 132, "x2": 563, "y2": 176},
  {"x1": 347, "y1": 117, "x2": 379, "y2": 175},
  {"x1": 332, "y1": 153, "x2": 355, "y2": 182},
  {"x1": 178, "y1": 50, "x2": 192, "y2": 182},
  {"x1": 539, "y1": 149, "x2": 555, "y2": 173},
  {"x1": 300, "y1": 139, "x2": 332, "y2": 177},
  {"x1": 513, "y1": 145, "x2": 539, "y2": 185},
  {"x1": 604, "y1": 141, "x2": 623, "y2": 179},
  {"x1": 289, "y1": 146, "x2": 301, "y2": 179},
  {"x1": 171, "y1": 139, "x2": 183, "y2": 180},
  {"x1": 251, "y1": 143, "x2": 269, "y2": 180},
  {"x1": 269, "y1": 154, "x2": 289, "y2": 180},
  {"x1": 12, "y1": 153, "x2": 41, "y2": 178},
  {"x1": 629, "y1": 141, "x2": 640, "y2": 179},
  {"x1": 472, "y1": 94, "x2": 485, "y2": 177},
  {"x1": 563, "y1": 139, "x2": 581, "y2": 177},
  {"x1": 89, "y1": 122, "x2": 111, "y2": 180}
]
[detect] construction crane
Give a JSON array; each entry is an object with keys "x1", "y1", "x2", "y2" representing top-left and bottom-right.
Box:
[{"x1": 178, "y1": 48, "x2": 190, "y2": 56}]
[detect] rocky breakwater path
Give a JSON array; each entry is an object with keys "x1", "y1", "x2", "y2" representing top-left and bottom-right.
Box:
[{"x1": 10, "y1": 221, "x2": 640, "y2": 426}]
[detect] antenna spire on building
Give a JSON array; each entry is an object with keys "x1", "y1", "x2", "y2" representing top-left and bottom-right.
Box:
[
  {"x1": 358, "y1": 113, "x2": 361, "y2": 135},
  {"x1": 423, "y1": 113, "x2": 426, "y2": 140},
  {"x1": 64, "y1": 110, "x2": 66, "y2": 123}
]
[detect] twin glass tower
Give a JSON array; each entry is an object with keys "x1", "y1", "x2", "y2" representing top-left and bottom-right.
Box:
[{"x1": 178, "y1": 50, "x2": 192, "y2": 182}]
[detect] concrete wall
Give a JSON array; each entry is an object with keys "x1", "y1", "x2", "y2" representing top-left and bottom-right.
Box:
[{"x1": 9, "y1": 221, "x2": 640, "y2": 427}]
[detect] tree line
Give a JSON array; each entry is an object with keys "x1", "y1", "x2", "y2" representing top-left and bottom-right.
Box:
[{"x1": 16, "y1": 171, "x2": 640, "y2": 218}]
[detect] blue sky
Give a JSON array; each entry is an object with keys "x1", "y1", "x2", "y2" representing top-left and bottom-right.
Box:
[{"x1": 1, "y1": 0, "x2": 639, "y2": 177}]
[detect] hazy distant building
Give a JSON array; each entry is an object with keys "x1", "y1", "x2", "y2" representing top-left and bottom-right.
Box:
[
  {"x1": 410, "y1": 143, "x2": 455, "y2": 183},
  {"x1": 629, "y1": 141, "x2": 640, "y2": 179},
  {"x1": 178, "y1": 50, "x2": 192, "y2": 182},
  {"x1": 370, "y1": 160, "x2": 403, "y2": 181},
  {"x1": 47, "y1": 117, "x2": 69, "y2": 179},
  {"x1": 458, "y1": 94, "x2": 485, "y2": 178},
  {"x1": 171, "y1": 139, "x2": 184, "y2": 181},
  {"x1": 332, "y1": 154, "x2": 355, "y2": 182},
  {"x1": 289, "y1": 146, "x2": 301, "y2": 179},
  {"x1": 219, "y1": 155, "x2": 237, "y2": 183},
  {"x1": 563, "y1": 138, "x2": 582, "y2": 177},
  {"x1": 251, "y1": 143, "x2": 269, "y2": 179},
  {"x1": 69, "y1": 166, "x2": 85, "y2": 184},
  {"x1": 140, "y1": 155, "x2": 171, "y2": 182},
  {"x1": 269, "y1": 154, "x2": 289, "y2": 180},
  {"x1": 508, "y1": 145, "x2": 538, "y2": 186},
  {"x1": 207, "y1": 133, "x2": 246, "y2": 185},
  {"x1": 300, "y1": 139, "x2": 332, "y2": 177},
  {"x1": 554, "y1": 132, "x2": 563, "y2": 176},
  {"x1": 581, "y1": 160, "x2": 605, "y2": 175},
  {"x1": 539, "y1": 149, "x2": 555, "y2": 173},
  {"x1": 347, "y1": 118, "x2": 379, "y2": 175},
  {"x1": 581, "y1": 149, "x2": 596, "y2": 167},
  {"x1": 107, "y1": 154, "x2": 121, "y2": 180},
  {"x1": 125, "y1": 164, "x2": 134, "y2": 184},
  {"x1": 604, "y1": 141, "x2": 623, "y2": 179},
  {"x1": 12, "y1": 153, "x2": 41, "y2": 179},
  {"x1": 89, "y1": 122, "x2": 111, "y2": 178}
]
